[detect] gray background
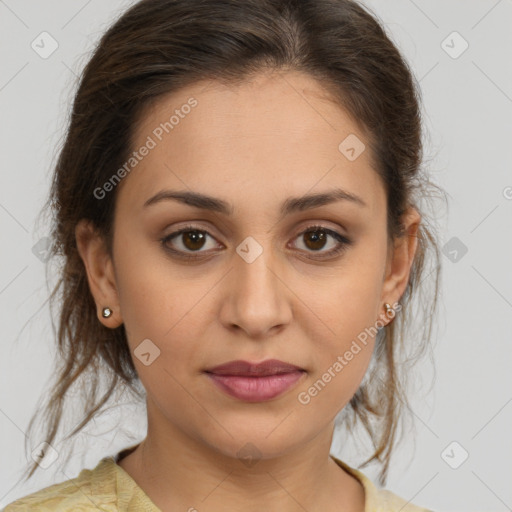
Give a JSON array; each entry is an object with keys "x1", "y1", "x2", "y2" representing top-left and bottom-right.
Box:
[{"x1": 1, "y1": 1, "x2": 511, "y2": 511}]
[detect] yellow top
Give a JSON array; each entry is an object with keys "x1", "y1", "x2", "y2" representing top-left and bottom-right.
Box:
[{"x1": 4, "y1": 445, "x2": 433, "y2": 511}]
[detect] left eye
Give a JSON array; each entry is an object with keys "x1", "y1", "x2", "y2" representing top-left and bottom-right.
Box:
[
  {"x1": 292, "y1": 226, "x2": 350, "y2": 255},
  {"x1": 160, "y1": 224, "x2": 351, "y2": 259}
]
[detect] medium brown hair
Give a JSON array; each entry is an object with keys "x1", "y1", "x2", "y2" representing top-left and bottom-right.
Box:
[{"x1": 22, "y1": 0, "x2": 445, "y2": 485}]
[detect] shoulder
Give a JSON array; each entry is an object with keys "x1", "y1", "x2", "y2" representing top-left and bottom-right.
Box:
[
  {"x1": 3, "y1": 458, "x2": 117, "y2": 512},
  {"x1": 331, "y1": 455, "x2": 435, "y2": 512},
  {"x1": 369, "y1": 488, "x2": 435, "y2": 512}
]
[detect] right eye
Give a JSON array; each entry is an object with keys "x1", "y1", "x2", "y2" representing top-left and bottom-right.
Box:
[{"x1": 160, "y1": 225, "x2": 222, "y2": 259}]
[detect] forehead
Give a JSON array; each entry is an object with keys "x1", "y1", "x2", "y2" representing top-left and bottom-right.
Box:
[{"x1": 118, "y1": 69, "x2": 384, "y2": 219}]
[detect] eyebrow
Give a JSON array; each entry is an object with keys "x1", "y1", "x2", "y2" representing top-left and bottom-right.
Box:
[{"x1": 143, "y1": 187, "x2": 367, "y2": 219}]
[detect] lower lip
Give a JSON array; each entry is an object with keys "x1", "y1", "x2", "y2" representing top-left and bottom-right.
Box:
[{"x1": 206, "y1": 371, "x2": 305, "y2": 402}]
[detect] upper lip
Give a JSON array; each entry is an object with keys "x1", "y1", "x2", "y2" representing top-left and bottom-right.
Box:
[{"x1": 205, "y1": 359, "x2": 304, "y2": 376}]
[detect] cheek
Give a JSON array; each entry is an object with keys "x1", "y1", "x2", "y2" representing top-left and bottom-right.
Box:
[
  {"x1": 296, "y1": 246, "x2": 385, "y2": 410},
  {"x1": 113, "y1": 237, "x2": 209, "y2": 375},
  {"x1": 304, "y1": 244, "x2": 386, "y2": 348},
  {"x1": 296, "y1": 295, "x2": 378, "y2": 416},
  {"x1": 297, "y1": 349, "x2": 373, "y2": 416}
]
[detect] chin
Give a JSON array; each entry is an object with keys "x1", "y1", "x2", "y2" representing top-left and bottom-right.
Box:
[{"x1": 198, "y1": 424, "x2": 308, "y2": 465}]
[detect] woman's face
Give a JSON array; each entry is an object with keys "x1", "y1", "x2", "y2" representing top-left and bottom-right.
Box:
[{"x1": 80, "y1": 69, "x2": 418, "y2": 462}]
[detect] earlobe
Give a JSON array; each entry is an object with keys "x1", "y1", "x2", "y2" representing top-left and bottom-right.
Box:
[{"x1": 75, "y1": 219, "x2": 123, "y2": 328}]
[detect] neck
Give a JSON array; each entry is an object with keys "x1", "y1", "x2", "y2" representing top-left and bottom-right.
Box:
[{"x1": 117, "y1": 400, "x2": 365, "y2": 512}]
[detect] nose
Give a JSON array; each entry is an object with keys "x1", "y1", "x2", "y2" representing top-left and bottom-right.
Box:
[{"x1": 218, "y1": 242, "x2": 292, "y2": 339}]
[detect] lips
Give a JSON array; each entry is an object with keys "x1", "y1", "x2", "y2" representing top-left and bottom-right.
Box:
[
  {"x1": 205, "y1": 358, "x2": 304, "y2": 377},
  {"x1": 204, "y1": 359, "x2": 306, "y2": 402}
]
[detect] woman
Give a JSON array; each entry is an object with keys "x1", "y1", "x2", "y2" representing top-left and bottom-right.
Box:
[{"x1": 5, "y1": 0, "x2": 443, "y2": 510}]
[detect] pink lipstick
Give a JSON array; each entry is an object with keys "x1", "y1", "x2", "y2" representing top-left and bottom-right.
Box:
[{"x1": 204, "y1": 359, "x2": 306, "y2": 402}]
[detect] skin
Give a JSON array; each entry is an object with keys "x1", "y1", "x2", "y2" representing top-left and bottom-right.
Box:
[{"x1": 76, "y1": 69, "x2": 420, "y2": 512}]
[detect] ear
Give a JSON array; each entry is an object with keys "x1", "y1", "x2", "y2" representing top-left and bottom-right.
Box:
[
  {"x1": 380, "y1": 207, "x2": 421, "y2": 322},
  {"x1": 75, "y1": 219, "x2": 123, "y2": 328}
]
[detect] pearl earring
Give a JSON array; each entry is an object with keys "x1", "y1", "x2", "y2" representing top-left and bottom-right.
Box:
[
  {"x1": 102, "y1": 307, "x2": 113, "y2": 318},
  {"x1": 384, "y1": 303, "x2": 396, "y2": 324}
]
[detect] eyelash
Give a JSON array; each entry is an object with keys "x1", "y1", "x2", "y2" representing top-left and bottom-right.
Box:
[{"x1": 160, "y1": 223, "x2": 352, "y2": 261}]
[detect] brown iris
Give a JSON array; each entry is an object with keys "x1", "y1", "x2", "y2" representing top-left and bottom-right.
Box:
[
  {"x1": 303, "y1": 229, "x2": 327, "y2": 251},
  {"x1": 182, "y1": 230, "x2": 206, "y2": 251}
]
